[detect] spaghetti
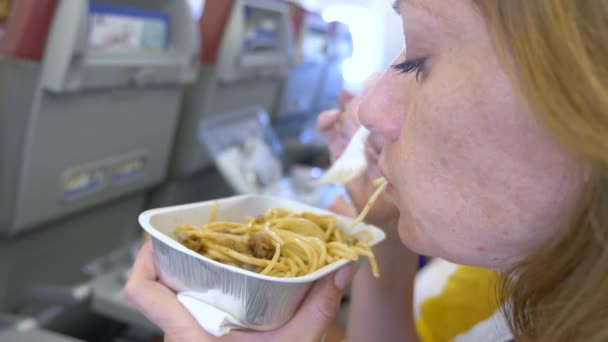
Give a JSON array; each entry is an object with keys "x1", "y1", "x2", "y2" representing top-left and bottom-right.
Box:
[
  {"x1": 348, "y1": 177, "x2": 388, "y2": 228},
  {"x1": 174, "y1": 178, "x2": 388, "y2": 278}
]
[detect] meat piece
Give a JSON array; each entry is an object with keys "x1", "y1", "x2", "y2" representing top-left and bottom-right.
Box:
[
  {"x1": 182, "y1": 237, "x2": 205, "y2": 253},
  {"x1": 208, "y1": 236, "x2": 250, "y2": 254},
  {"x1": 248, "y1": 232, "x2": 276, "y2": 260},
  {"x1": 253, "y1": 215, "x2": 265, "y2": 224}
]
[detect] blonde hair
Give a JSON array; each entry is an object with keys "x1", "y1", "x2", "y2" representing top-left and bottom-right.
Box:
[{"x1": 473, "y1": 1, "x2": 608, "y2": 341}]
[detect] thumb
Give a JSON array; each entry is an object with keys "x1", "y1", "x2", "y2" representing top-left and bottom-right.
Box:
[
  {"x1": 328, "y1": 195, "x2": 357, "y2": 218},
  {"x1": 339, "y1": 90, "x2": 356, "y2": 111},
  {"x1": 280, "y1": 265, "x2": 356, "y2": 341},
  {"x1": 317, "y1": 109, "x2": 341, "y2": 133}
]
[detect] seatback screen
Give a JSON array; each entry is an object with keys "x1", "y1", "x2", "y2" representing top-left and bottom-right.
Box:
[
  {"x1": 242, "y1": 6, "x2": 281, "y2": 53},
  {"x1": 301, "y1": 26, "x2": 327, "y2": 59},
  {"x1": 88, "y1": 4, "x2": 169, "y2": 54}
]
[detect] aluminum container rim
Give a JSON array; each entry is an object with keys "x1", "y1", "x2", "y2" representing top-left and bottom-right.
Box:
[{"x1": 139, "y1": 194, "x2": 386, "y2": 284}]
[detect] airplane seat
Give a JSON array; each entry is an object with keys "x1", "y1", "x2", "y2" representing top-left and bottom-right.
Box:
[
  {"x1": 0, "y1": 0, "x2": 198, "y2": 338},
  {"x1": 148, "y1": 0, "x2": 292, "y2": 208},
  {"x1": 273, "y1": 4, "x2": 330, "y2": 141},
  {"x1": 0, "y1": 1, "x2": 7, "y2": 39},
  {"x1": 0, "y1": 0, "x2": 57, "y2": 60}
]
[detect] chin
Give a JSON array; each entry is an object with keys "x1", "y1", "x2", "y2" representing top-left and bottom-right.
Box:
[{"x1": 396, "y1": 218, "x2": 427, "y2": 256}]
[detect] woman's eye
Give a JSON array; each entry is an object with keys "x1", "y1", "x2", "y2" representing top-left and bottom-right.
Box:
[{"x1": 392, "y1": 58, "x2": 426, "y2": 83}]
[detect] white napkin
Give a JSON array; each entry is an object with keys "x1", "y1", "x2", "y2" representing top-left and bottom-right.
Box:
[
  {"x1": 314, "y1": 127, "x2": 370, "y2": 185},
  {"x1": 177, "y1": 291, "x2": 247, "y2": 337}
]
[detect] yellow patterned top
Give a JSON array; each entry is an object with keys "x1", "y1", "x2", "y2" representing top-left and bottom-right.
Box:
[{"x1": 414, "y1": 260, "x2": 511, "y2": 341}]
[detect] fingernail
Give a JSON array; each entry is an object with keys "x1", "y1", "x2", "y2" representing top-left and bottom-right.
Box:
[
  {"x1": 334, "y1": 265, "x2": 356, "y2": 290},
  {"x1": 317, "y1": 110, "x2": 341, "y2": 132},
  {"x1": 323, "y1": 110, "x2": 340, "y2": 122}
]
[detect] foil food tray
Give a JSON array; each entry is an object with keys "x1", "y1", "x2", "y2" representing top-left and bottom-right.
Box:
[{"x1": 139, "y1": 195, "x2": 386, "y2": 330}]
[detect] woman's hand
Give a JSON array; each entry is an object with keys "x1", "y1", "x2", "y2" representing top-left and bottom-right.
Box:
[
  {"x1": 317, "y1": 88, "x2": 399, "y2": 230},
  {"x1": 125, "y1": 241, "x2": 355, "y2": 342}
]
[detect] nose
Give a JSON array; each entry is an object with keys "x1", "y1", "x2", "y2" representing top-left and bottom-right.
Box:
[{"x1": 358, "y1": 53, "x2": 412, "y2": 144}]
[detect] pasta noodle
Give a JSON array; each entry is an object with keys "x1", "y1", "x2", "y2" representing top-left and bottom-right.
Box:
[
  {"x1": 174, "y1": 178, "x2": 388, "y2": 278},
  {"x1": 348, "y1": 177, "x2": 388, "y2": 228}
]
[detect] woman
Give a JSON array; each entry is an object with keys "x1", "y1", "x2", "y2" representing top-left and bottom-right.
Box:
[{"x1": 125, "y1": 0, "x2": 608, "y2": 341}]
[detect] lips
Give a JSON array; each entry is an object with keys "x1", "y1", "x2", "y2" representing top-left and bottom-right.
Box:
[
  {"x1": 378, "y1": 158, "x2": 390, "y2": 186},
  {"x1": 364, "y1": 131, "x2": 399, "y2": 202},
  {"x1": 376, "y1": 149, "x2": 397, "y2": 196},
  {"x1": 367, "y1": 133, "x2": 387, "y2": 155},
  {"x1": 366, "y1": 144, "x2": 380, "y2": 163},
  {"x1": 366, "y1": 132, "x2": 387, "y2": 175},
  {"x1": 366, "y1": 131, "x2": 388, "y2": 163}
]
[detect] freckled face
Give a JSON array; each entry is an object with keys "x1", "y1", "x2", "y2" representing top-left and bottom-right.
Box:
[{"x1": 358, "y1": 0, "x2": 584, "y2": 269}]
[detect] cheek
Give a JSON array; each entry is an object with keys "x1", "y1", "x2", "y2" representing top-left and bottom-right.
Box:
[{"x1": 386, "y1": 53, "x2": 583, "y2": 267}]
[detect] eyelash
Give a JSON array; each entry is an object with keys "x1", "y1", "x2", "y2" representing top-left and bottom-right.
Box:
[
  {"x1": 392, "y1": 58, "x2": 426, "y2": 82},
  {"x1": 392, "y1": 1, "x2": 400, "y2": 13}
]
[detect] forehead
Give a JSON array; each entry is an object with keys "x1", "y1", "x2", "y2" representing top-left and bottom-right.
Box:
[
  {"x1": 396, "y1": 0, "x2": 476, "y2": 29},
  {"x1": 394, "y1": 0, "x2": 464, "y2": 20},
  {"x1": 403, "y1": 0, "x2": 435, "y2": 10},
  {"x1": 395, "y1": 0, "x2": 438, "y2": 15}
]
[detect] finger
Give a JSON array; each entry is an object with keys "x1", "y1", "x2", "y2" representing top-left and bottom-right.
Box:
[
  {"x1": 338, "y1": 90, "x2": 356, "y2": 111},
  {"x1": 280, "y1": 265, "x2": 356, "y2": 340},
  {"x1": 317, "y1": 109, "x2": 341, "y2": 133},
  {"x1": 317, "y1": 109, "x2": 349, "y2": 162},
  {"x1": 129, "y1": 240, "x2": 157, "y2": 281},
  {"x1": 328, "y1": 195, "x2": 357, "y2": 218},
  {"x1": 125, "y1": 243, "x2": 210, "y2": 338}
]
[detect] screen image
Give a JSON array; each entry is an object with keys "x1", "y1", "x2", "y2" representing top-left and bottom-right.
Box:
[
  {"x1": 301, "y1": 27, "x2": 328, "y2": 60},
  {"x1": 88, "y1": 4, "x2": 169, "y2": 54},
  {"x1": 243, "y1": 6, "x2": 281, "y2": 52}
]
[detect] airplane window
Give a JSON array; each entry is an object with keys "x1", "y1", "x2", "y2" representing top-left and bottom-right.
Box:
[
  {"x1": 187, "y1": 0, "x2": 205, "y2": 20},
  {"x1": 323, "y1": 5, "x2": 380, "y2": 92}
]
